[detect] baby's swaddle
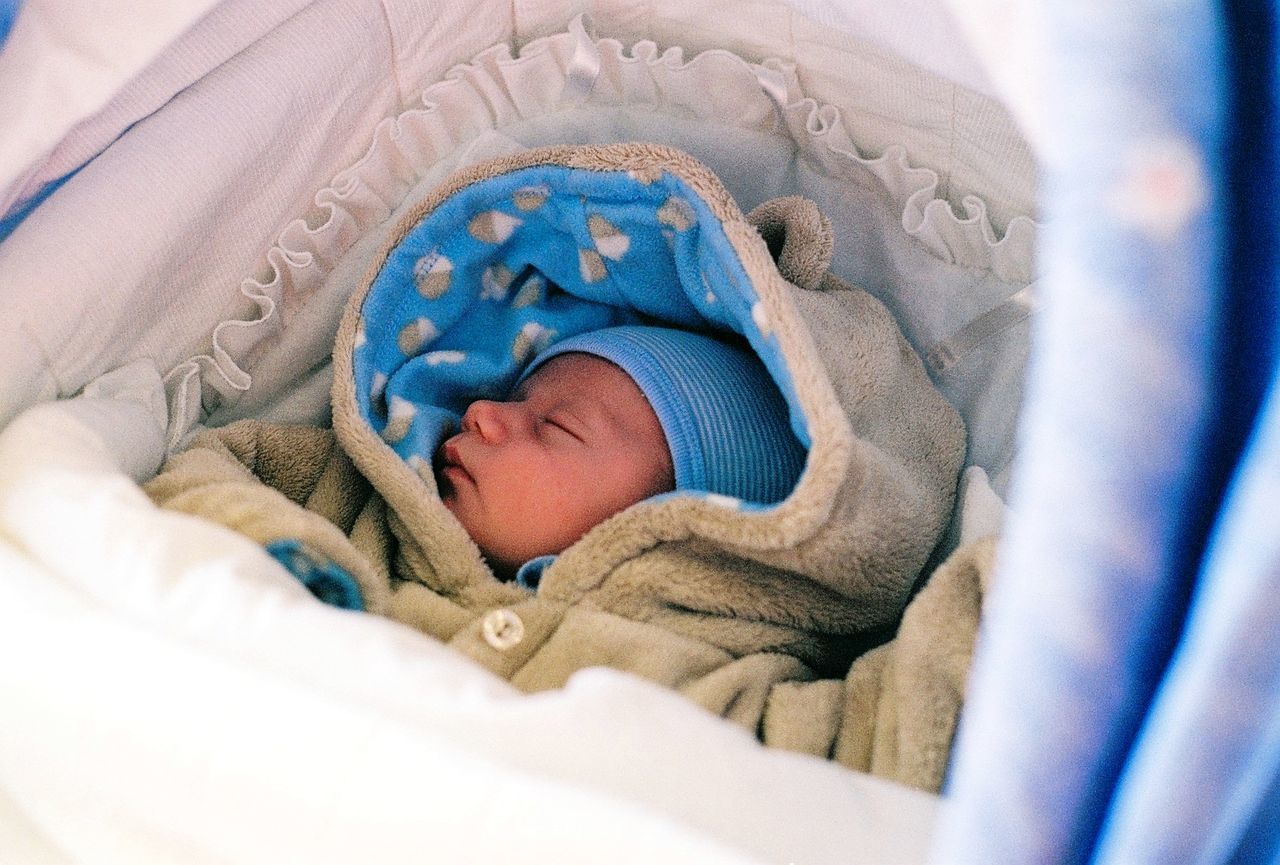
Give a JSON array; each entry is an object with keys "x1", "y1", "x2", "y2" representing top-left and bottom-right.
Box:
[{"x1": 148, "y1": 143, "x2": 978, "y2": 790}]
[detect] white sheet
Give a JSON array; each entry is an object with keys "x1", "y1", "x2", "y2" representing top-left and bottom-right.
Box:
[
  {"x1": 0, "y1": 0, "x2": 1039, "y2": 214},
  {"x1": 0, "y1": 0, "x2": 512, "y2": 429},
  {"x1": 0, "y1": 0, "x2": 223, "y2": 208},
  {"x1": 0, "y1": 365, "x2": 940, "y2": 864}
]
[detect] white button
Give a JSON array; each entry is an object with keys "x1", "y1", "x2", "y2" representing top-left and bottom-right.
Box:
[{"x1": 481, "y1": 609, "x2": 525, "y2": 651}]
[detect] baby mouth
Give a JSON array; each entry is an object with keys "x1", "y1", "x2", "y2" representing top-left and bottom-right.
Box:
[{"x1": 433, "y1": 438, "x2": 471, "y2": 494}]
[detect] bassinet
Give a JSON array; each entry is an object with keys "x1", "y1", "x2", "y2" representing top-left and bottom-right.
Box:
[{"x1": 3, "y1": 2, "x2": 1276, "y2": 864}]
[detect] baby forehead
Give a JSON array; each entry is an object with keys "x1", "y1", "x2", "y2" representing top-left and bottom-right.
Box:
[
  {"x1": 516, "y1": 352, "x2": 638, "y2": 398},
  {"x1": 515, "y1": 351, "x2": 661, "y2": 425}
]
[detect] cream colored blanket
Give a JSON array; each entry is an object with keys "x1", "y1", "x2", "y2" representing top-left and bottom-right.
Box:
[{"x1": 148, "y1": 144, "x2": 990, "y2": 791}]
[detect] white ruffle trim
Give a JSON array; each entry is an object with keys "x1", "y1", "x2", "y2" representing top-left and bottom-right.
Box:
[{"x1": 162, "y1": 18, "x2": 1038, "y2": 450}]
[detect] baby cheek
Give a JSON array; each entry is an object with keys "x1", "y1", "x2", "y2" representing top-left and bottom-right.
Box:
[
  {"x1": 537, "y1": 469, "x2": 617, "y2": 545},
  {"x1": 490, "y1": 451, "x2": 578, "y2": 522},
  {"x1": 606, "y1": 444, "x2": 671, "y2": 503},
  {"x1": 534, "y1": 474, "x2": 592, "y2": 522}
]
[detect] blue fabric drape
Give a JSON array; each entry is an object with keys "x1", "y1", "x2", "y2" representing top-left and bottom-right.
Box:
[{"x1": 932, "y1": 2, "x2": 1280, "y2": 864}]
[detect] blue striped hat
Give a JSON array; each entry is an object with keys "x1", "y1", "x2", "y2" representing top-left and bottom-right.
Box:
[{"x1": 524, "y1": 325, "x2": 806, "y2": 504}]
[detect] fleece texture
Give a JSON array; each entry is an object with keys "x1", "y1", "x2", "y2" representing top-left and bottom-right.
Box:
[{"x1": 147, "y1": 143, "x2": 979, "y2": 790}]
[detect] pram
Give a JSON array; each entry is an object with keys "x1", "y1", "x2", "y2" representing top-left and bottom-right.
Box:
[{"x1": 2, "y1": 2, "x2": 1275, "y2": 864}]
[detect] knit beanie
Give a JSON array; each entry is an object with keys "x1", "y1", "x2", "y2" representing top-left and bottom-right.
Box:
[{"x1": 522, "y1": 325, "x2": 806, "y2": 504}]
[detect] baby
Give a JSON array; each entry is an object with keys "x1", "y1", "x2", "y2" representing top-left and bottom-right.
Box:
[{"x1": 433, "y1": 325, "x2": 807, "y2": 579}]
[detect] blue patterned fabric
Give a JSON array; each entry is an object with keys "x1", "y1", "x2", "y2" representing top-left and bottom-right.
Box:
[
  {"x1": 352, "y1": 163, "x2": 808, "y2": 511},
  {"x1": 933, "y1": 3, "x2": 1280, "y2": 864},
  {"x1": 265, "y1": 539, "x2": 365, "y2": 611}
]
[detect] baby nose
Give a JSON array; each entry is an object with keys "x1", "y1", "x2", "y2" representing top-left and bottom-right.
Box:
[{"x1": 462, "y1": 399, "x2": 530, "y2": 444}]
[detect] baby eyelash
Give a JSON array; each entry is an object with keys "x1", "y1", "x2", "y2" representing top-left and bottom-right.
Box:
[{"x1": 544, "y1": 415, "x2": 583, "y2": 442}]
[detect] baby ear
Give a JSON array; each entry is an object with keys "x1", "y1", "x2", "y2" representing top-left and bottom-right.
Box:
[{"x1": 746, "y1": 196, "x2": 834, "y2": 291}]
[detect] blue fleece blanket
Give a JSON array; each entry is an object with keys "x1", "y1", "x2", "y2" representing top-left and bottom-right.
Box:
[{"x1": 352, "y1": 163, "x2": 807, "y2": 507}]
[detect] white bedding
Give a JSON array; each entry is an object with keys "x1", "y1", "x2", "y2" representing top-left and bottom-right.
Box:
[
  {"x1": 0, "y1": 0, "x2": 1037, "y2": 433},
  {"x1": 0, "y1": 363, "x2": 939, "y2": 863},
  {"x1": 0, "y1": 0, "x2": 1040, "y2": 208},
  {"x1": 0, "y1": 1, "x2": 1039, "y2": 861},
  {"x1": 0, "y1": 0, "x2": 225, "y2": 210},
  {"x1": 163, "y1": 18, "x2": 1036, "y2": 493}
]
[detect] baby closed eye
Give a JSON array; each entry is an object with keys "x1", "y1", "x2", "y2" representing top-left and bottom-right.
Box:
[{"x1": 543, "y1": 414, "x2": 585, "y2": 443}]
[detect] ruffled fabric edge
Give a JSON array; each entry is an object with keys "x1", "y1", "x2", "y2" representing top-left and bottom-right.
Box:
[{"x1": 162, "y1": 18, "x2": 1039, "y2": 450}]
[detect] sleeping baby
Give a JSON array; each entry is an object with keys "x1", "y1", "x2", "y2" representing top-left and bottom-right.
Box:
[
  {"x1": 435, "y1": 324, "x2": 804, "y2": 583},
  {"x1": 146, "y1": 142, "x2": 986, "y2": 793}
]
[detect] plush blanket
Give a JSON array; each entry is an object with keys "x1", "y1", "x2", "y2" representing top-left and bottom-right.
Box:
[{"x1": 147, "y1": 143, "x2": 982, "y2": 791}]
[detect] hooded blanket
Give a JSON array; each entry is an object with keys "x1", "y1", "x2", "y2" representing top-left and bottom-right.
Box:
[{"x1": 147, "y1": 143, "x2": 977, "y2": 790}]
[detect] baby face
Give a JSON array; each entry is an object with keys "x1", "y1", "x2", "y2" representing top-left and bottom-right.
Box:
[{"x1": 434, "y1": 353, "x2": 675, "y2": 577}]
